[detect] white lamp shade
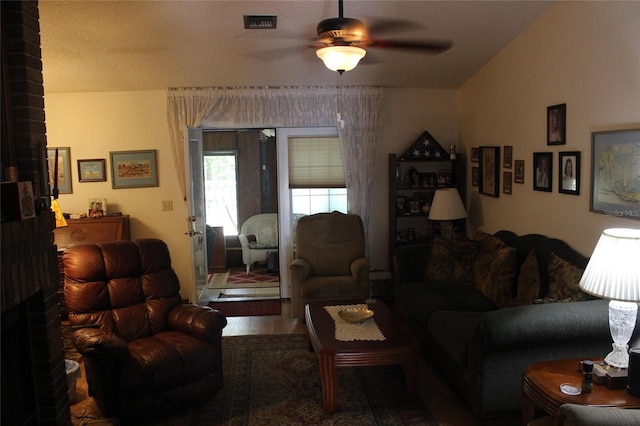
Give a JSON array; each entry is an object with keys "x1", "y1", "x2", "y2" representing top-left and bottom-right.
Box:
[
  {"x1": 579, "y1": 228, "x2": 640, "y2": 302},
  {"x1": 428, "y1": 188, "x2": 466, "y2": 221},
  {"x1": 316, "y1": 46, "x2": 366, "y2": 73}
]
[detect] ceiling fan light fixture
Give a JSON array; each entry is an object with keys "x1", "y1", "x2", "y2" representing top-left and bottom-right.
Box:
[{"x1": 316, "y1": 46, "x2": 366, "y2": 73}]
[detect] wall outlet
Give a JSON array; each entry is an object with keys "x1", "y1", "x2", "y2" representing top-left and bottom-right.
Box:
[{"x1": 161, "y1": 200, "x2": 173, "y2": 211}]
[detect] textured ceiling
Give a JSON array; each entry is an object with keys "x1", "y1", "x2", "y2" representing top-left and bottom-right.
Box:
[{"x1": 38, "y1": 0, "x2": 554, "y2": 93}]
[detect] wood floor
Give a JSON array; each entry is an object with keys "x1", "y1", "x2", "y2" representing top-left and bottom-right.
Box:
[{"x1": 222, "y1": 300, "x2": 520, "y2": 426}]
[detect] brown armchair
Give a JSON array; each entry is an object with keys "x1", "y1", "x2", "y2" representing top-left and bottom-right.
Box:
[
  {"x1": 63, "y1": 239, "x2": 227, "y2": 422},
  {"x1": 290, "y1": 211, "x2": 370, "y2": 318}
]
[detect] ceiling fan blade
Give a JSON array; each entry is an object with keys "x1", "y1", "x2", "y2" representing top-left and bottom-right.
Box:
[
  {"x1": 366, "y1": 18, "x2": 423, "y2": 36},
  {"x1": 366, "y1": 38, "x2": 452, "y2": 54}
]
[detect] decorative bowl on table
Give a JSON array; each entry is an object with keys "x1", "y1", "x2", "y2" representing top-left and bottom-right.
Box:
[{"x1": 338, "y1": 308, "x2": 374, "y2": 324}]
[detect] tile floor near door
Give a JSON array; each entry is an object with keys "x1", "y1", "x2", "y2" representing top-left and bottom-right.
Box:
[{"x1": 222, "y1": 300, "x2": 520, "y2": 426}]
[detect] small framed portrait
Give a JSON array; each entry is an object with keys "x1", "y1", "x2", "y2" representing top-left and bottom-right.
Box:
[
  {"x1": 471, "y1": 147, "x2": 479, "y2": 163},
  {"x1": 88, "y1": 198, "x2": 107, "y2": 218},
  {"x1": 503, "y1": 171, "x2": 513, "y2": 194},
  {"x1": 514, "y1": 160, "x2": 525, "y2": 184},
  {"x1": 78, "y1": 159, "x2": 106, "y2": 182},
  {"x1": 559, "y1": 151, "x2": 580, "y2": 195},
  {"x1": 533, "y1": 152, "x2": 553, "y2": 192},
  {"x1": 503, "y1": 146, "x2": 513, "y2": 169},
  {"x1": 547, "y1": 103, "x2": 566, "y2": 145},
  {"x1": 472, "y1": 166, "x2": 479, "y2": 187},
  {"x1": 479, "y1": 146, "x2": 500, "y2": 197}
]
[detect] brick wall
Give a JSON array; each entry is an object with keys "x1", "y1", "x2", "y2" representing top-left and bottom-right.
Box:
[{"x1": 1, "y1": 1, "x2": 70, "y2": 424}]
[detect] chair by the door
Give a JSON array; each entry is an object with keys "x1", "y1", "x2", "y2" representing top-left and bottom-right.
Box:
[
  {"x1": 289, "y1": 211, "x2": 370, "y2": 318},
  {"x1": 64, "y1": 239, "x2": 227, "y2": 422},
  {"x1": 238, "y1": 213, "x2": 278, "y2": 274}
]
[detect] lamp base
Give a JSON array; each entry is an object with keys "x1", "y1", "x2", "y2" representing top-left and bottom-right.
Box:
[{"x1": 604, "y1": 300, "x2": 638, "y2": 369}]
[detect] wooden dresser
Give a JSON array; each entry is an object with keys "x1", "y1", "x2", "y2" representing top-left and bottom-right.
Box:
[{"x1": 54, "y1": 215, "x2": 130, "y2": 318}]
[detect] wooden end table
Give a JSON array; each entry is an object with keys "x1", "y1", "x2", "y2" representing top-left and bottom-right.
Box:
[
  {"x1": 305, "y1": 300, "x2": 419, "y2": 413},
  {"x1": 522, "y1": 358, "x2": 640, "y2": 425}
]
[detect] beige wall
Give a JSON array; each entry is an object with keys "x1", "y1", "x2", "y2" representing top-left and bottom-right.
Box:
[
  {"x1": 458, "y1": 1, "x2": 640, "y2": 256},
  {"x1": 44, "y1": 88, "x2": 458, "y2": 294}
]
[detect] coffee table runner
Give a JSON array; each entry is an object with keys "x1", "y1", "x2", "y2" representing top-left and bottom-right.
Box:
[{"x1": 324, "y1": 304, "x2": 385, "y2": 341}]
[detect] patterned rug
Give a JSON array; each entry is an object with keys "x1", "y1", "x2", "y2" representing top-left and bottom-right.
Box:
[
  {"x1": 209, "y1": 268, "x2": 279, "y2": 290},
  {"x1": 68, "y1": 333, "x2": 440, "y2": 425}
]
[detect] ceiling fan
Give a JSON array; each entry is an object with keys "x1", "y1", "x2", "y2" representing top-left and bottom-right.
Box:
[{"x1": 314, "y1": 0, "x2": 452, "y2": 73}]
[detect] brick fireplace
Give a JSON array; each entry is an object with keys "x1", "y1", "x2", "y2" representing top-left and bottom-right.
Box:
[{"x1": 1, "y1": 1, "x2": 71, "y2": 424}]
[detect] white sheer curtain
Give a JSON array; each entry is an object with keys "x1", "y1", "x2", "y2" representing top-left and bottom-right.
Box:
[{"x1": 166, "y1": 85, "x2": 383, "y2": 233}]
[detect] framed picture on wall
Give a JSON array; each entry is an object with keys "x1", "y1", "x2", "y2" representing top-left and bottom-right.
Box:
[
  {"x1": 503, "y1": 171, "x2": 513, "y2": 194},
  {"x1": 78, "y1": 159, "x2": 106, "y2": 182},
  {"x1": 533, "y1": 152, "x2": 553, "y2": 192},
  {"x1": 47, "y1": 147, "x2": 72, "y2": 194},
  {"x1": 590, "y1": 129, "x2": 640, "y2": 219},
  {"x1": 503, "y1": 145, "x2": 513, "y2": 169},
  {"x1": 110, "y1": 149, "x2": 158, "y2": 189},
  {"x1": 559, "y1": 151, "x2": 580, "y2": 195},
  {"x1": 472, "y1": 166, "x2": 479, "y2": 187},
  {"x1": 514, "y1": 160, "x2": 525, "y2": 184},
  {"x1": 547, "y1": 103, "x2": 566, "y2": 145},
  {"x1": 479, "y1": 146, "x2": 500, "y2": 197}
]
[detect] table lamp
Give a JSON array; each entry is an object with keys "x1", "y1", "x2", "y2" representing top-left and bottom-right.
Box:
[
  {"x1": 579, "y1": 228, "x2": 640, "y2": 369},
  {"x1": 428, "y1": 188, "x2": 466, "y2": 239}
]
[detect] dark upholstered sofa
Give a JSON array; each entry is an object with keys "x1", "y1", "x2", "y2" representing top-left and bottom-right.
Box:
[{"x1": 393, "y1": 230, "x2": 640, "y2": 418}]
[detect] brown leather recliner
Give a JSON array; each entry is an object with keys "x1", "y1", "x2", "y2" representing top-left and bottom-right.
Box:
[
  {"x1": 63, "y1": 239, "x2": 227, "y2": 422},
  {"x1": 290, "y1": 211, "x2": 370, "y2": 318}
]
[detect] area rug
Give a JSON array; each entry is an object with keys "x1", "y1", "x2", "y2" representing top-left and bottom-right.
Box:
[
  {"x1": 68, "y1": 333, "x2": 440, "y2": 426},
  {"x1": 207, "y1": 299, "x2": 282, "y2": 317},
  {"x1": 209, "y1": 269, "x2": 279, "y2": 290}
]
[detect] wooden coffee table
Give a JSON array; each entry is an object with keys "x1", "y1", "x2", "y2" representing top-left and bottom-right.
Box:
[
  {"x1": 522, "y1": 358, "x2": 640, "y2": 425},
  {"x1": 305, "y1": 300, "x2": 419, "y2": 413}
]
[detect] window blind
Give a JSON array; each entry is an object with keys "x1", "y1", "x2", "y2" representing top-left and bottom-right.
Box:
[{"x1": 288, "y1": 137, "x2": 345, "y2": 188}]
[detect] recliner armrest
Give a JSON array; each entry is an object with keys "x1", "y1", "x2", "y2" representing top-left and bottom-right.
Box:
[
  {"x1": 289, "y1": 258, "x2": 310, "y2": 282},
  {"x1": 72, "y1": 327, "x2": 129, "y2": 360},
  {"x1": 168, "y1": 304, "x2": 227, "y2": 342},
  {"x1": 350, "y1": 257, "x2": 369, "y2": 281}
]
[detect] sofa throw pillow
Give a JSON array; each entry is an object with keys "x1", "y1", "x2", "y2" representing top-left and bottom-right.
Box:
[
  {"x1": 472, "y1": 231, "x2": 518, "y2": 308},
  {"x1": 547, "y1": 253, "x2": 590, "y2": 301},
  {"x1": 425, "y1": 238, "x2": 480, "y2": 287},
  {"x1": 514, "y1": 250, "x2": 541, "y2": 305}
]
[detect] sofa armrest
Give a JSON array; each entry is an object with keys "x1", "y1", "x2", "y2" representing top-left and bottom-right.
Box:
[
  {"x1": 393, "y1": 243, "x2": 431, "y2": 285},
  {"x1": 558, "y1": 403, "x2": 640, "y2": 426},
  {"x1": 473, "y1": 299, "x2": 611, "y2": 353},
  {"x1": 72, "y1": 327, "x2": 129, "y2": 360},
  {"x1": 168, "y1": 304, "x2": 227, "y2": 342}
]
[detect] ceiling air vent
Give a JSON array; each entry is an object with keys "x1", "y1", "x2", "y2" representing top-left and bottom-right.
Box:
[{"x1": 244, "y1": 15, "x2": 277, "y2": 29}]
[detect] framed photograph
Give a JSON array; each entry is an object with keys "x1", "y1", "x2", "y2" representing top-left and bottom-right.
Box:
[
  {"x1": 88, "y1": 198, "x2": 107, "y2": 217},
  {"x1": 533, "y1": 152, "x2": 553, "y2": 192},
  {"x1": 47, "y1": 147, "x2": 72, "y2": 194},
  {"x1": 472, "y1": 166, "x2": 479, "y2": 187},
  {"x1": 78, "y1": 159, "x2": 106, "y2": 182},
  {"x1": 471, "y1": 147, "x2": 479, "y2": 163},
  {"x1": 503, "y1": 171, "x2": 513, "y2": 194},
  {"x1": 479, "y1": 146, "x2": 500, "y2": 197},
  {"x1": 503, "y1": 146, "x2": 513, "y2": 169},
  {"x1": 559, "y1": 151, "x2": 580, "y2": 195},
  {"x1": 514, "y1": 160, "x2": 525, "y2": 184},
  {"x1": 590, "y1": 129, "x2": 640, "y2": 220},
  {"x1": 110, "y1": 149, "x2": 158, "y2": 189},
  {"x1": 547, "y1": 103, "x2": 566, "y2": 145}
]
